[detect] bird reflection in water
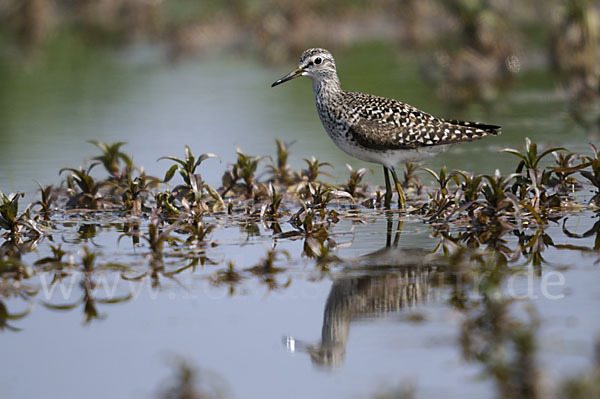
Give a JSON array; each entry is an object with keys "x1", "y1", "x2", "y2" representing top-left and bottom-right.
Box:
[{"x1": 284, "y1": 214, "x2": 444, "y2": 368}]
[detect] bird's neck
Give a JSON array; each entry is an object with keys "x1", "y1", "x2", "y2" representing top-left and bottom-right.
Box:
[{"x1": 312, "y1": 75, "x2": 343, "y2": 108}]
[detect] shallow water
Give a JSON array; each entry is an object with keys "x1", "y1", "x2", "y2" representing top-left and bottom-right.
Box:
[
  {"x1": 1, "y1": 41, "x2": 599, "y2": 398},
  {"x1": 0, "y1": 42, "x2": 592, "y2": 195},
  {"x1": 2, "y1": 209, "x2": 600, "y2": 398}
]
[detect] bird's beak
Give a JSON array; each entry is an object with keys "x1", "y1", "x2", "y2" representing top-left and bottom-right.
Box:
[{"x1": 271, "y1": 67, "x2": 305, "y2": 87}]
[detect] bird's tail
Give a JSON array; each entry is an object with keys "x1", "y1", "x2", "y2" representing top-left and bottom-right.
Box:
[{"x1": 446, "y1": 119, "x2": 502, "y2": 135}]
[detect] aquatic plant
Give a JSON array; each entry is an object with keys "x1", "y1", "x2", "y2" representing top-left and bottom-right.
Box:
[
  {"x1": 89, "y1": 140, "x2": 133, "y2": 181},
  {"x1": 422, "y1": 166, "x2": 459, "y2": 198},
  {"x1": 551, "y1": 150, "x2": 584, "y2": 194},
  {"x1": 120, "y1": 173, "x2": 161, "y2": 215},
  {"x1": 300, "y1": 156, "x2": 333, "y2": 184},
  {"x1": 33, "y1": 182, "x2": 57, "y2": 217},
  {"x1": 135, "y1": 218, "x2": 180, "y2": 261},
  {"x1": 503, "y1": 137, "x2": 566, "y2": 206},
  {"x1": 203, "y1": 184, "x2": 226, "y2": 213},
  {"x1": 343, "y1": 163, "x2": 368, "y2": 198},
  {"x1": 402, "y1": 162, "x2": 422, "y2": 192},
  {"x1": 0, "y1": 192, "x2": 39, "y2": 239},
  {"x1": 182, "y1": 217, "x2": 215, "y2": 246},
  {"x1": 60, "y1": 166, "x2": 106, "y2": 209},
  {"x1": 45, "y1": 136, "x2": 599, "y2": 241},
  {"x1": 304, "y1": 182, "x2": 353, "y2": 209},
  {"x1": 578, "y1": 144, "x2": 600, "y2": 205},
  {"x1": 155, "y1": 191, "x2": 181, "y2": 217},
  {"x1": 261, "y1": 183, "x2": 285, "y2": 219},
  {"x1": 552, "y1": 144, "x2": 600, "y2": 205},
  {"x1": 160, "y1": 145, "x2": 218, "y2": 205},
  {"x1": 267, "y1": 139, "x2": 297, "y2": 186},
  {"x1": 305, "y1": 183, "x2": 333, "y2": 208},
  {"x1": 304, "y1": 237, "x2": 340, "y2": 270},
  {"x1": 289, "y1": 206, "x2": 326, "y2": 236},
  {"x1": 456, "y1": 170, "x2": 483, "y2": 204},
  {"x1": 221, "y1": 149, "x2": 264, "y2": 197},
  {"x1": 480, "y1": 169, "x2": 519, "y2": 219},
  {"x1": 421, "y1": 166, "x2": 460, "y2": 220},
  {"x1": 4, "y1": 136, "x2": 600, "y2": 337}
]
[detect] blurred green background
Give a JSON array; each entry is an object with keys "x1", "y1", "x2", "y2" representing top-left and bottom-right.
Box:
[{"x1": 0, "y1": 0, "x2": 598, "y2": 192}]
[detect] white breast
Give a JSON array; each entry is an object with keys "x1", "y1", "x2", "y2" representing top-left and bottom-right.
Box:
[{"x1": 325, "y1": 125, "x2": 451, "y2": 168}]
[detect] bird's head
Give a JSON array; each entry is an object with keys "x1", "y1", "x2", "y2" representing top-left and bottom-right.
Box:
[{"x1": 271, "y1": 48, "x2": 337, "y2": 87}]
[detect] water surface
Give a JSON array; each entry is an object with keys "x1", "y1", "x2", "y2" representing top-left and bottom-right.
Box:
[{"x1": 1, "y1": 42, "x2": 599, "y2": 398}]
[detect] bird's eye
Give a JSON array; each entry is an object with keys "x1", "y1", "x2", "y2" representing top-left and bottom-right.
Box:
[{"x1": 314, "y1": 57, "x2": 322, "y2": 65}]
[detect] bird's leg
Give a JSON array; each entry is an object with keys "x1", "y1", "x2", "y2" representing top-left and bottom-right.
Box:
[
  {"x1": 383, "y1": 167, "x2": 393, "y2": 209},
  {"x1": 390, "y1": 167, "x2": 406, "y2": 208}
]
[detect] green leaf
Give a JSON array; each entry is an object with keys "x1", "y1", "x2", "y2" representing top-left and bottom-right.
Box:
[
  {"x1": 185, "y1": 145, "x2": 193, "y2": 164},
  {"x1": 439, "y1": 167, "x2": 447, "y2": 183},
  {"x1": 535, "y1": 147, "x2": 567, "y2": 168},
  {"x1": 157, "y1": 156, "x2": 186, "y2": 167},
  {"x1": 9, "y1": 194, "x2": 20, "y2": 218},
  {"x1": 421, "y1": 167, "x2": 439, "y2": 182},
  {"x1": 163, "y1": 165, "x2": 178, "y2": 182},
  {"x1": 205, "y1": 185, "x2": 226, "y2": 212},
  {"x1": 88, "y1": 140, "x2": 108, "y2": 153},
  {"x1": 118, "y1": 152, "x2": 134, "y2": 168},
  {"x1": 552, "y1": 160, "x2": 595, "y2": 173},
  {"x1": 330, "y1": 190, "x2": 354, "y2": 201},
  {"x1": 59, "y1": 167, "x2": 78, "y2": 176},
  {"x1": 190, "y1": 175, "x2": 201, "y2": 199},
  {"x1": 527, "y1": 139, "x2": 537, "y2": 163},
  {"x1": 502, "y1": 148, "x2": 528, "y2": 163},
  {"x1": 193, "y1": 153, "x2": 219, "y2": 169},
  {"x1": 87, "y1": 162, "x2": 100, "y2": 175}
]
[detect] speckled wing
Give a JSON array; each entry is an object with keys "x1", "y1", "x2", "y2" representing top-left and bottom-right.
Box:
[{"x1": 343, "y1": 92, "x2": 501, "y2": 150}]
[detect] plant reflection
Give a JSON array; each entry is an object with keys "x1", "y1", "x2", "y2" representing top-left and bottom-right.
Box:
[
  {"x1": 210, "y1": 261, "x2": 245, "y2": 296},
  {"x1": 157, "y1": 357, "x2": 231, "y2": 399},
  {"x1": 0, "y1": 300, "x2": 32, "y2": 332},
  {"x1": 0, "y1": 256, "x2": 36, "y2": 331},
  {"x1": 42, "y1": 246, "x2": 131, "y2": 323}
]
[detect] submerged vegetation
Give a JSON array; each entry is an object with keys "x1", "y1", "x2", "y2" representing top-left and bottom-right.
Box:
[
  {"x1": 1, "y1": 136, "x2": 599, "y2": 288},
  {"x1": 1, "y1": 138, "x2": 599, "y2": 396},
  {"x1": 1, "y1": 136, "x2": 599, "y2": 301}
]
